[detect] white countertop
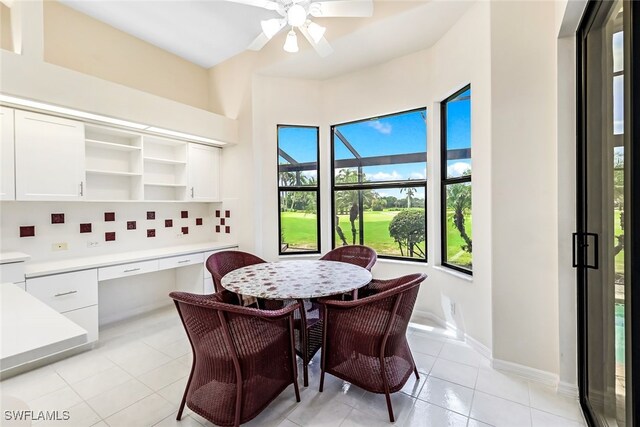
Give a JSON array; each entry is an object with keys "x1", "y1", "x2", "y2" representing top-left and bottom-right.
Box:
[
  {"x1": 24, "y1": 242, "x2": 238, "y2": 278},
  {"x1": 0, "y1": 252, "x2": 31, "y2": 264},
  {"x1": 1, "y1": 283, "x2": 87, "y2": 371}
]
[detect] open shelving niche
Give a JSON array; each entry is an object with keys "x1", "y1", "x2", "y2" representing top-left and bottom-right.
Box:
[
  {"x1": 142, "y1": 135, "x2": 188, "y2": 201},
  {"x1": 84, "y1": 125, "x2": 143, "y2": 201}
]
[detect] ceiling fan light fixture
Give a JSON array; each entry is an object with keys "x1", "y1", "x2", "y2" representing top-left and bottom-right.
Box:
[
  {"x1": 306, "y1": 21, "x2": 326, "y2": 43},
  {"x1": 287, "y1": 4, "x2": 307, "y2": 26},
  {"x1": 283, "y1": 29, "x2": 299, "y2": 52},
  {"x1": 261, "y1": 18, "x2": 284, "y2": 39}
]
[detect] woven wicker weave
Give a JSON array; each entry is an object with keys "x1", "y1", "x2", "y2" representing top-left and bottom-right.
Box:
[
  {"x1": 317, "y1": 273, "x2": 426, "y2": 422},
  {"x1": 205, "y1": 250, "x2": 266, "y2": 293},
  {"x1": 170, "y1": 290, "x2": 301, "y2": 427},
  {"x1": 319, "y1": 245, "x2": 377, "y2": 271}
]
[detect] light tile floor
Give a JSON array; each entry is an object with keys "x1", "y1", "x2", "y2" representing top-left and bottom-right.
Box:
[{"x1": 1, "y1": 307, "x2": 586, "y2": 427}]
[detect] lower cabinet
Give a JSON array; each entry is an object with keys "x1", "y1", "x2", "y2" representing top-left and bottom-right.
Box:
[{"x1": 26, "y1": 269, "x2": 99, "y2": 344}]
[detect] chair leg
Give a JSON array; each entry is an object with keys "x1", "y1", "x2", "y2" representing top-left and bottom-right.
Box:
[
  {"x1": 384, "y1": 390, "x2": 395, "y2": 423},
  {"x1": 289, "y1": 316, "x2": 301, "y2": 403},
  {"x1": 414, "y1": 366, "x2": 420, "y2": 380},
  {"x1": 319, "y1": 368, "x2": 325, "y2": 392}
]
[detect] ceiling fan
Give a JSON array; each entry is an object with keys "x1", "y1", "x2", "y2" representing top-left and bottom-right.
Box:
[{"x1": 226, "y1": 0, "x2": 373, "y2": 57}]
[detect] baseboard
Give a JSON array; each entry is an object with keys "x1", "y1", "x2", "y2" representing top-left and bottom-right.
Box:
[
  {"x1": 411, "y1": 310, "x2": 492, "y2": 359},
  {"x1": 557, "y1": 381, "x2": 579, "y2": 398},
  {"x1": 464, "y1": 333, "x2": 492, "y2": 360},
  {"x1": 491, "y1": 358, "x2": 560, "y2": 388}
]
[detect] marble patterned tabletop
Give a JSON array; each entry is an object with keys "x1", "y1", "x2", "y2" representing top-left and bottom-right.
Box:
[{"x1": 220, "y1": 260, "x2": 373, "y2": 299}]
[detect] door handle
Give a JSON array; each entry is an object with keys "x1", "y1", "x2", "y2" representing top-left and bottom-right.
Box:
[
  {"x1": 572, "y1": 232, "x2": 599, "y2": 269},
  {"x1": 585, "y1": 232, "x2": 599, "y2": 270},
  {"x1": 191, "y1": 187, "x2": 194, "y2": 198},
  {"x1": 79, "y1": 181, "x2": 84, "y2": 196}
]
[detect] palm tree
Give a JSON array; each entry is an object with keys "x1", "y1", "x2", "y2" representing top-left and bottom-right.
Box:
[{"x1": 400, "y1": 187, "x2": 416, "y2": 208}]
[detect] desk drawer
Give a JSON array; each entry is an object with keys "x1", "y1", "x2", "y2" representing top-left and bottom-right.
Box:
[
  {"x1": 98, "y1": 260, "x2": 158, "y2": 281},
  {"x1": 158, "y1": 253, "x2": 203, "y2": 271},
  {"x1": 1, "y1": 262, "x2": 25, "y2": 284},
  {"x1": 27, "y1": 269, "x2": 98, "y2": 313}
]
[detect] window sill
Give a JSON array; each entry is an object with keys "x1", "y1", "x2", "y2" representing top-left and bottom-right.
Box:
[
  {"x1": 432, "y1": 265, "x2": 473, "y2": 282},
  {"x1": 376, "y1": 258, "x2": 429, "y2": 268},
  {"x1": 278, "y1": 253, "x2": 320, "y2": 260}
]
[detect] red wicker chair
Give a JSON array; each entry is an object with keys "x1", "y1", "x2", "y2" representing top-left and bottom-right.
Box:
[
  {"x1": 317, "y1": 273, "x2": 427, "y2": 422},
  {"x1": 205, "y1": 250, "x2": 266, "y2": 293},
  {"x1": 170, "y1": 290, "x2": 301, "y2": 427},
  {"x1": 319, "y1": 245, "x2": 377, "y2": 271}
]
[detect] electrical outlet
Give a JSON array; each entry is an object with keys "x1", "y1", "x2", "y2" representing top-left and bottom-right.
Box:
[
  {"x1": 450, "y1": 302, "x2": 456, "y2": 316},
  {"x1": 52, "y1": 242, "x2": 68, "y2": 251},
  {"x1": 87, "y1": 241, "x2": 99, "y2": 248}
]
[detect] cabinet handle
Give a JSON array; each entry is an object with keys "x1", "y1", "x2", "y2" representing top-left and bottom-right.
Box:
[
  {"x1": 178, "y1": 260, "x2": 190, "y2": 264},
  {"x1": 123, "y1": 268, "x2": 141, "y2": 273},
  {"x1": 79, "y1": 181, "x2": 84, "y2": 196},
  {"x1": 191, "y1": 187, "x2": 194, "y2": 198},
  {"x1": 54, "y1": 290, "x2": 78, "y2": 297}
]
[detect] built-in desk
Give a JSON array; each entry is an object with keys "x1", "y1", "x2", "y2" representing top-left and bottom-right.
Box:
[{"x1": 21, "y1": 242, "x2": 237, "y2": 348}]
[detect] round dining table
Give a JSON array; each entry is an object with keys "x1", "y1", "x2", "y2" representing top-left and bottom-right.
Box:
[
  {"x1": 220, "y1": 260, "x2": 373, "y2": 386},
  {"x1": 220, "y1": 260, "x2": 373, "y2": 300}
]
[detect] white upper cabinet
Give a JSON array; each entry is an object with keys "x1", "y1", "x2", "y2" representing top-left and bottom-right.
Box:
[
  {"x1": 188, "y1": 143, "x2": 220, "y2": 202},
  {"x1": 0, "y1": 107, "x2": 15, "y2": 200},
  {"x1": 14, "y1": 110, "x2": 85, "y2": 201}
]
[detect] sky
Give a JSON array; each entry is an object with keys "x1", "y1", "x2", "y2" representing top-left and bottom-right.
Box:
[{"x1": 278, "y1": 89, "x2": 472, "y2": 198}]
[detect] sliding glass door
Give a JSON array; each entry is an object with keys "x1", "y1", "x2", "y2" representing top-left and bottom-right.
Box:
[{"x1": 576, "y1": 1, "x2": 638, "y2": 426}]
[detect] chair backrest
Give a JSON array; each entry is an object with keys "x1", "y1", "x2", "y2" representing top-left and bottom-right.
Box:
[
  {"x1": 205, "y1": 250, "x2": 266, "y2": 292},
  {"x1": 320, "y1": 245, "x2": 377, "y2": 271}
]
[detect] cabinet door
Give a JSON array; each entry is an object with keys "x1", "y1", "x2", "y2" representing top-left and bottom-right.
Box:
[
  {"x1": 15, "y1": 110, "x2": 85, "y2": 201},
  {"x1": 187, "y1": 144, "x2": 220, "y2": 202},
  {"x1": 0, "y1": 107, "x2": 15, "y2": 200}
]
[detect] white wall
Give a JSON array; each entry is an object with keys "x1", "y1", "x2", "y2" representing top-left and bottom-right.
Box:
[{"x1": 489, "y1": 1, "x2": 559, "y2": 375}]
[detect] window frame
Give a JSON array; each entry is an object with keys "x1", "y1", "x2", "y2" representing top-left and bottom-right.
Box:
[
  {"x1": 440, "y1": 85, "x2": 473, "y2": 275},
  {"x1": 330, "y1": 107, "x2": 428, "y2": 263},
  {"x1": 277, "y1": 124, "x2": 321, "y2": 256}
]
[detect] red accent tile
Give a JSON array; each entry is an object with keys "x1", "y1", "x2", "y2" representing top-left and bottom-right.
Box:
[
  {"x1": 196, "y1": 218, "x2": 203, "y2": 226},
  {"x1": 181, "y1": 211, "x2": 188, "y2": 218},
  {"x1": 147, "y1": 229, "x2": 156, "y2": 237},
  {"x1": 215, "y1": 225, "x2": 221, "y2": 233},
  {"x1": 215, "y1": 210, "x2": 221, "y2": 218},
  {"x1": 220, "y1": 218, "x2": 226, "y2": 225},
  {"x1": 104, "y1": 212, "x2": 115, "y2": 222},
  {"x1": 147, "y1": 211, "x2": 155, "y2": 220},
  {"x1": 20, "y1": 226, "x2": 35, "y2": 237},
  {"x1": 225, "y1": 226, "x2": 230, "y2": 234},
  {"x1": 225, "y1": 210, "x2": 231, "y2": 218},
  {"x1": 165, "y1": 219, "x2": 173, "y2": 228},
  {"x1": 127, "y1": 221, "x2": 136, "y2": 230},
  {"x1": 51, "y1": 213, "x2": 65, "y2": 224},
  {"x1": 105, "y1": 232, "x2": 116, "y2": 241},
  {"x1": 181, "y1": 226, "x2": 189, "y2": 234},
  {"x1": 80, "y1": 223, "x2": 92, "y2": 233}
]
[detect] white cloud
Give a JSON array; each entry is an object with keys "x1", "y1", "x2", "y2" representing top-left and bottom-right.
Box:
[
  {"x1": 369, "y1": 170, "x2": 403, "y2": 181},
  {"x1": 447, "y1": 162, "x2": 471, "y2": 178},
  {"x1": 368, "y1": 120, "x2": 392, "y2": 135},
  {"x1": 409, "y1": 171, "x2": 425, "y2": 180}
]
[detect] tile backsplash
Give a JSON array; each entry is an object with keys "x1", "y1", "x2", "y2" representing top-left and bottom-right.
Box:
[{"x1": 1, "y1": 202, "x2": 223, "y2": 262}]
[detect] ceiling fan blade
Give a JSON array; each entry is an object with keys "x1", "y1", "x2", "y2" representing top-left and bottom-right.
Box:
[
  {"x1": 224, "y1": 0, "x2": 281, "y2": 11},
  {"x1": 247, "y1": 32, "x2": 270, "y2": 51},
  {"x1": 310, "y1": 0, "x2": 373, "y2": 17},
  {"x1": 299, "y1": 25, "x2": 334, "y2": 57}
]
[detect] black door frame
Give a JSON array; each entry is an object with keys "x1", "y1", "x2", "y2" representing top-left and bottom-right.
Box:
[{"x1": 576, "y1": 1, "x2": 639, "y2": 426}]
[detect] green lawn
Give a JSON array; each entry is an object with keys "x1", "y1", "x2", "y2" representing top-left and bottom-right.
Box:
[
  {"x1": 615, "y1": 209, "x2": 624, "y2": 275},
  {"x1": 281, "y1": 209, "x2": 472, "y2": 264}
]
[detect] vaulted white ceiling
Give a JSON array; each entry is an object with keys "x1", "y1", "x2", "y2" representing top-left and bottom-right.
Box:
[{"x1": 59, "y1": 0, "x2": 474, "y2": 78}]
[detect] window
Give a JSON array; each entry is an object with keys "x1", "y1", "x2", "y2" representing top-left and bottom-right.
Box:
[
  {"x1": 278, "y1": 125, "x2": 320, "y2": 254},
  {"x1": 331, "y1": 109, "x2": 427, "y2": 261},
  {"x1": 441, "y1": 86, "x2": 472, "y2": 273}
]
